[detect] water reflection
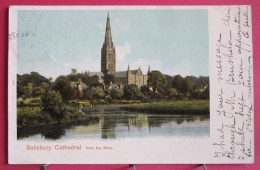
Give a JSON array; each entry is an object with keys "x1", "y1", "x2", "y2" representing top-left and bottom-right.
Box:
[{"x1": 17, "y1": 105, "x2": 209, "y2": 141}]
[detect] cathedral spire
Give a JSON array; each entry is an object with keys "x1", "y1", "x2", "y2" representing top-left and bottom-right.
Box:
[
  {"x1": 105, "y1": 12, "x2": 113, "y2": 48},
  {"x1": 101, "y1": 13, "x2": 116, "y2": 73},
  {"x1": 148, "y1": 65, "x2": 151, "y2": 74}
]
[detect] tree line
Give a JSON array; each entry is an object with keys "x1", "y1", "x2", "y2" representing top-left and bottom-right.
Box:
[{"x1": 18, "y1": 70, "x2": 209, "y2": 103}]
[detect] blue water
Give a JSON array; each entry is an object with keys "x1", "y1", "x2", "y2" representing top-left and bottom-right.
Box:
[{"x1": 18, "y1": 105, "x2": 210, "y2": 141}]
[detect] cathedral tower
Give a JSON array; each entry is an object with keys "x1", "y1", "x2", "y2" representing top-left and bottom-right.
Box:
[{"x1": 101, "y1": 13, "x2": 116, "y2": 73}]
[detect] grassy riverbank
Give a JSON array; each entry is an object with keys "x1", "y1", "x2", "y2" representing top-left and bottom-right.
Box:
[
  {"x1": 69, "y1": 99, "x2": 142, "y2": 106},
  {"x1": 17, "y1": 106, "x2": 87, "y2": 128},
  {"x1": 120, "y1": 100, "x2": 209, "y2": 115},
  {"x1": 17, "y1": 99, "x2": 142, "y2": 128}
]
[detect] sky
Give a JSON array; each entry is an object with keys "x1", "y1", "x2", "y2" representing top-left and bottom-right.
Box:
[{"x1": 17, "y1": 9, "x2": 208, "y2": 79}]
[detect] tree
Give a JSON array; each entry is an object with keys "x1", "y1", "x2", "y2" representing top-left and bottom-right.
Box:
[
  {"x1": 41, "y1": 90, "x2": 66, "y2": 122},
  {"x1": 71, "y1": 68, "x2": 77, "y2": 75},
  {"x1": 110, "y1": 88, "x2": 123, "y2": 99},
  {"x1": 53, "y1": 76, "x2": 75, "y2": 101},
  {"x1": 17, "y1": 72, "x2": 50, "y2": 98},
  {"x1": 123, "y1": 84, "x2": 143, "y2": 100},
  {"x1": 172, "y1": 75, "x2": 183, "y2": 93},
  {"x1": 168, "y1": 88, "x2": 179, "y2": 99},
  {"x1": 140, "y1": 85, "x2": 150, "y2": 96},
  {"x1": 147, "y1": 71, "x2": 168, "y2": 94},
  {"x1": 200, "y1": 85, "x2": 209, "y2": 99},
  {"x1": 32, "y1": 86, "x2": 44, "y2": 98},
  {"x1": 181, "y1": 76, "x2": 196, "y2": 96},
  {"x1": 17, "y1": 72, "x2": 50, "y2": 87},
  {"x1": 22, "y1": 83, "x2": 33, "y2": 99},
  {"x1": 41, "y1": 82, "x2": 50, "y2": 90},
  {"x1": 87, "y1": 87, "x2": 105, "y2": 100},
  {"x1": 103, "y1": 74, "x2": 116, "y2": 85},
  {"x1": 88, "y1": 75, "x2": 102, "y2": 87}
]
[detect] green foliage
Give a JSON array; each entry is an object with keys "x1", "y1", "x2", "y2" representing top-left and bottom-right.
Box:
[
  {"x1": 17, "y1": 97, "x2": 41, "y2": 107},
  {"x1": 105, "y1": 95, "x2": 113, "y2": 102},
  {"x1": 17, "y1": 107, "x2": 46, "y2": 127},
  {"x1": 123, "y1": 84, "x2": 144, "y2": 100},
  {"x1": 88, "y1": 75, "x2": 102, "y2": 87},
  {"x1": 140, "y1": 85, "x2": 151, "y2": 96},
  {"x1": 194, "y1": 85, "x2": 209, "y2": 100},
  {"x1": 66, "y1": 73, "x2": 102, "y2": 87},
  {"x1": 71, "y1": 68, "x2": 77, "y2": 75},
  {"x1": 17, "y1": 72, "x2": 52, "y2": 99},
  {"x1": 104, "y1": 89, "x2": 111, "y2": 96},
  {"x1": 53, "y1": 76, "x2": 76, "y2": 101},
  {"x1": 17, "y1": 72, "x2": 50, "y2": 89},
  {"x1": 197, "y1": 76, "x2": 209, "y2": 88},
  {"x1": 172, "y1": 75, "x2": 197, "y2": 98},
  {"x1": 41, "y1": 82, "x2": 50, "y2": 90},
  {"x1": 168, "y1": 88, "x2": 178, "y2": 99},
  {"x1": 147, "y1": 71, "x2": 168, "y2": 94},
  {"x1": 17, "y1": 105, "x2": 86, "y2": 127},
  {"x1": 32, "y1": 86, "x2": 44, "y2": 98},
  {"x1": 24, "y1": 83, "x2": 33, "y2": 98},
  {"x1": 181, "y1": 76, "x2": 196, "y2": 97},
  {"x1": 77, "y1": 100, "x2": 91, "y2": 107},
  {"x1": 41, "y1": 90, "x2": 66, "y2": 121},
  {"x1": 86, "y1": 87, "x2": 105, "y2": 100},
  {"x1": 122, "y1": 100, "x2": 209, "y2": 115},
  {"x1": 103, "y1": 74, "x2": 116, "y2": 85},
  {"x1": 110, "y1": 88, "x2": 123, "y2": 99},
  {"x1": 172, "y1": 75, "x2": 183, "y2": 93},
  {"x1": 66, "y1": 73, "x2": 85, "y2": 84},
  {"x1": 202, "y1": 85, "x2": 209, "y2": 99}
]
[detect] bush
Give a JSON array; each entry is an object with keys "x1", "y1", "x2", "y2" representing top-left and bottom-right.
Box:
[
  {"x1": 17, "y1": 97, "x2": 24, "y2": 106},
  {"x1": 124, "y1": 84, "x2": 144, "y2": 100},
  {"x1": 105, "y1": 95, "x2": 113, "y2": 103},
  {"x1": 41, "y1": 90, "x2": 66, "y2": 121},
  {"x1": 17, "y1": 107, "x2": 46, "y2": 127},
  {"x1": 87, "y1": 87, "x2": 105, "y2": 100},
  {"x1": 110, "y1": 88, "x2": 123, "y2": 99},
  {"x1": 168, "y1": 88, "x2": 178, "y2": 99}
]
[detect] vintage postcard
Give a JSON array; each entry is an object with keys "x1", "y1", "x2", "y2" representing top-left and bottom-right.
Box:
[{"x1": 8, "y1": 6, "x2": 254, "y2": 164}]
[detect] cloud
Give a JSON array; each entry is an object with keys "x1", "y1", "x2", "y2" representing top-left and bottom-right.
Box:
[
  {"x1": 97, "y1": 22, "x2": 105, "y2": 29},
  {"x1": 123, "y1": 24, "x2": 129, "y2": 32},
  {"x1": 51, "y1": 50, "x2": 101, "y2": 74},
  {"x1": 48, "y1": 54, "x2": 74, "y2": 66},
  {"x1": 116, "y1": 56, "x2": 162, "y2": 74},
  {"x1": 116, "y1": 42, "x2": 131, "y2": 61},
  {"x1": 81, "y1": 50, "x2": 100, "y2": 72},
  {"x1": 130, "y1": 58, "x2": 162, "y2": 73},
  {"x1": 97, "y1": 22, "x2": 106, "y2": 35},
  {"x1": 167, "y1": 60, "x2": 194, "y2": 76},
  {"x1": 115, "y1": 18, "x2": 120, "y2": 22},
  {"x1": 114, "y1": 42, "x2": 163, "y2": 74}
]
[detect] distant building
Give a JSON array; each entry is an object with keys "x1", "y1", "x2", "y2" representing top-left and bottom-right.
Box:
[
  {"x1": 86, "y1": 13, "x2": 150, "y2": 88},
  {"x1": 106, "y1": 83, "x2": 119, "y2": 90},
  {"x1": 112, "y1": 65, "x2": 149, "y2": 88},
  {"x1": 71, "y1": 79, "x2": 89, "y2": 91}
]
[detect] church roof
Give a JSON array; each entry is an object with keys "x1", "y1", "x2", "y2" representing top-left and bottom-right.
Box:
[
  {"x1": 112, "y1": 70, "x2": 139, "y2": 78},
  {"x1": 130, "y1": 70, "x2": 139, "y2": 74},
  {"x1": 112, "y1": 71, "x2": 127, "y2": 78},
  {"x1": 88, "y1": 72, "x2": 104, "y2": 79}
]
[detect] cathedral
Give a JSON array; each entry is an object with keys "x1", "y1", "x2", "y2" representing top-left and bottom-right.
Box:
[{"x1": 87, "y1": 13, "x2": 150, "y2": 88}]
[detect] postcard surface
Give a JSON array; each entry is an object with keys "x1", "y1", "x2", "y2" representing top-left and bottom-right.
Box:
[{"x1": 8, "y1": 6, "x2": 254, "y2": 164}]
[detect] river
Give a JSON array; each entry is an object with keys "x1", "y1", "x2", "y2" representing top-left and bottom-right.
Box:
[{"x1": 17, "y1": 105, "x2": 209, "y2": 141}]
